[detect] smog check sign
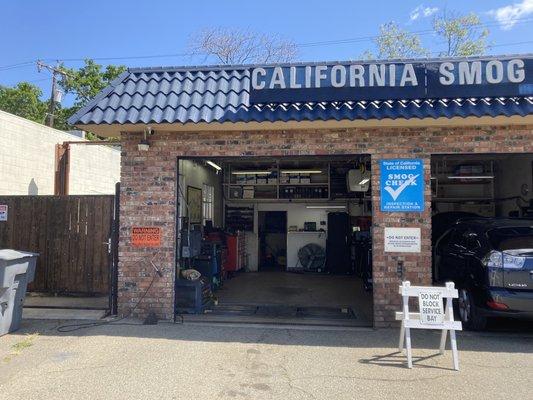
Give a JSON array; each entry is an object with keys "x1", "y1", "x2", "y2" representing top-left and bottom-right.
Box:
[{"x1": 380, "y1": 159, "x2": 424, "y2": 212}]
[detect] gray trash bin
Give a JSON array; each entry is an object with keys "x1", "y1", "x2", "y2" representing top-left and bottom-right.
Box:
[{"x1": 0, "y1": 249, "x2": 38, "y2": 336}]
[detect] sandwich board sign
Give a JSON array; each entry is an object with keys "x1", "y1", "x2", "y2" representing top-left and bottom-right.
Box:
[{"x1": 396, "y1": 281, "x2": 462, "y2": 370}]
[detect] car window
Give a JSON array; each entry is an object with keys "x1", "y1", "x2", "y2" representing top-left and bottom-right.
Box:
[{"x1": 488, "y1": 227, "x2": 533, "y2": 251}]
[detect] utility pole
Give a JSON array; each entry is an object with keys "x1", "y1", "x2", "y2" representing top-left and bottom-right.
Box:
[{"x1": 37, "y1": 60, "x2": 69, "y2": 127}]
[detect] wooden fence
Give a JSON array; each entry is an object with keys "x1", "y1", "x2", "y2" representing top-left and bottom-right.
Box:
[{"x1": 0, "y1": 195, "x2": 116, "y2": 295}]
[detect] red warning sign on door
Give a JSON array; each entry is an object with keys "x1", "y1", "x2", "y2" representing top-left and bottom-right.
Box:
[{"x1": 131, "y1": 227, "x2": 161, "y2": 247}]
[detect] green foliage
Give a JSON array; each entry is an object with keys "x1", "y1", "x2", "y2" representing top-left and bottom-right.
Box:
[
  {"x1": 0, "y1": 60, "x2": 125, "y2": 139},
  {"x1": 364, "y1": 11, "x2": 489, "y2": 60},
  {"x1": 433, "y1": 11, "x2": 489, "y2": 57},
  {"x1": 365, "y1": 22, "x2": 429, "y2": 60},
  {"x1": 0, "y1": 82, "x2": 47, "y2": 123},
  {"x1": 59, "y1": 59, "x2": 126, "y2": 108}
]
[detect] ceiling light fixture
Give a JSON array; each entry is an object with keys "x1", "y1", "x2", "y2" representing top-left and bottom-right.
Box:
[
  {"x1": 231, "y1": 170, "x2": 272, "y2": 175},
  {"x1": 306, "y1": 205, "x2": 346, "y2": 209},
  {"x1": 206, "y1": 160, "x2": 222, "y2": 171},
  {"x1": 447, "y1": 175, "x2": 494, "y2": 179},
  {"x1": 280, "y1": 170, "x2": 322, "y2": 174}
]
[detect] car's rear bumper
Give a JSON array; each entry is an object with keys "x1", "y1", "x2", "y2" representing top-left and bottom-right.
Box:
[{"x1": 479, "y1": 288, "x2": 533, "y2": 319}]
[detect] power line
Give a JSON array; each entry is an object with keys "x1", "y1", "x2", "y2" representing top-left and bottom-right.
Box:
[
  {"x1": 0, "y1": 61, "x2": 36, "y2": 72},
  {"x1": 0, "y1": 16, "x2": 532, "y2": 71},
  {"x1": 56, "y1": 52, "x2": 192, "y2": 62},
  {"x1": 298, "y1": 17, "x2": 533, "y2": 48}
]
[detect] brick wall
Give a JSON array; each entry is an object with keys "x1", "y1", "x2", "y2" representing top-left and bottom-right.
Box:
[{"x1": 118, "y1": 123, "x2": 533, "y2": 326}]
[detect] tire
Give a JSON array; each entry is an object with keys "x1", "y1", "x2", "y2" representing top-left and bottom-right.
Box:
[{"x1": 456, "y1": 288, "x2": 487, "y2": 330}]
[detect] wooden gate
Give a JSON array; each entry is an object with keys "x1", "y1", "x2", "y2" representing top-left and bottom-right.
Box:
[{"x1": 0, "y1": 195, "x2": 116, "y2": 295}]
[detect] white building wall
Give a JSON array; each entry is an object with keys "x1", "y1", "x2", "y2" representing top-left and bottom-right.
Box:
[
  {"x1": 0, "y1": 110, "x2": 120, "y2": 195},
  {"x1": 178, "y1": 159, "x2": 223, "y2": 227},
  {"x1": 69, "y1": 144, "x2": 120, "y2": 194}
]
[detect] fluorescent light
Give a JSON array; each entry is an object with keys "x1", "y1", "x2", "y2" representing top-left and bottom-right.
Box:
[
  {"x1": 358, "y1": 178, "x2": 370, "y2": 185},
  {"x1": 206, "y1": 160, "x2": 221, "y2": 171},
  {"x1": 447, "y1": 176, "x2": 494, "y2": 179},
  {"x1": 281, "y1": 170, "x2": 322, "y2": 174},
  {"x1": 306, "y1": 205, "x2": 346, "y2": 209},
  {"x1": 231, "y1": 170, "x2": 272, "y2": 175}
]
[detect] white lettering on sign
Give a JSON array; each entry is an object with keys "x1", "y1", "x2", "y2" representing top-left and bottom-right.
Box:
[
  {"x1": 0, "y1": 205, "x2": 7, "y2": 222},
  {"x1": 438, "y1": 59, "x2": 525, "y2": 86},
  {"x1": 384, "y1": 227, "x2": 421, "y2": 253},
  {"x1": 418, "y1": 291, "x2": 444, "y2": 325},
  {"x1": 251, "y1": 59, "x2": 527, "y2": 90}
]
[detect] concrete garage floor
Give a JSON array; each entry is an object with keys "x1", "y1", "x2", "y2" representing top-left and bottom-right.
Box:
[
  {"x1": 185, "y1": 271, "x2": 373, "y2": 326},
  {"x1": 1, "y1": 318, "x2": 532, "y2": 400}
]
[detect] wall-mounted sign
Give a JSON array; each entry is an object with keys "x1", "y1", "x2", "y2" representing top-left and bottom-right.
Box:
[
  {"x1": 0, "y1": 205, "x2": 7, "y2": 221},
  {"x1": 384, "y1": 227, "x2": 421, "y2": 253},
  {"x1": 418, "y1": 291, "x2": 444, "y2": 325},
  {"x1": 380, "y1": 159, "x2": 424, "y2": 212},
  {"x1": 249, "y1": 57, "x2": 532, "y2": 103},
  {"x1": 132, "y1": 227, "x2": 161, "y2": 247}
]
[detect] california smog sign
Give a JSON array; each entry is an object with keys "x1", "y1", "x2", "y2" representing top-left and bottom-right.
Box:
[
  {"x1": 249, "y1": 57, "x2": 533, "y2": 103},
  {"x1": 418, "y1": 291, "x2": 444, "y2": 325}
]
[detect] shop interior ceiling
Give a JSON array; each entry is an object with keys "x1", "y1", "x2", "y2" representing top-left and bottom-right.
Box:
[{"x1": 210, "y1": 155, "x2": 370, "y2": 169}]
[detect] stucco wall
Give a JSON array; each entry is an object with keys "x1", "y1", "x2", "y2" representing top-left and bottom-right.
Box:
[
  {"x1": 69, "y1": 144, "x2": 121, "y2": 195},
  {"x1": 0, "y1": 110, "x2": 120, "y2": 195}
]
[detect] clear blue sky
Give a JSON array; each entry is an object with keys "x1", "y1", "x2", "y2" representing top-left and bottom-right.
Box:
[{"x1": 1, "y1": 0, "x2": 532, "y2": 102}]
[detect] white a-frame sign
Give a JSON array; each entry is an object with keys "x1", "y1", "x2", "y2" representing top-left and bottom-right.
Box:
[{"x1": 396, "y1": 281, "x2": 462, "y2": 370}]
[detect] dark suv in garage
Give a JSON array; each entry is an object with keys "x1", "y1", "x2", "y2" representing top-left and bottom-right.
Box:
[{"x1": 434, "y1": 218, "x2": 533, "y2": 329}]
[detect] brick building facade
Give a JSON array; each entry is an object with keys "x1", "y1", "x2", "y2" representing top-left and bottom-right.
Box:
[
  {"x1": 68, "y1": 56, "x2": 533, "y2": 327},
  {"x1": 117, "y1": 123, "x2": 533, "y2": 326}
]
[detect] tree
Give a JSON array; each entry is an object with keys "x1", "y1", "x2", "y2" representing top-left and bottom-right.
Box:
[
  {"x1": 0, "y1": 82, "x2": 47, "y2": 123},
  {"x1": 432, "y1": 11, "x2": 489, "y2": 57},
  {"x1": 59, "y1": 59, "x2": 126, "y2": 108},
  {"x1": 55, "y1": 59, "x2": 126, "y2": 138},
  {"x1": 363, "y1": 11, "x2": 490, "y2": 60},
  {"x1": 364, "y1": 22, "x2": 429, "y2": 60},
  {"x1": 188, "y1": 27, "x2": 298, "y2": 64}
]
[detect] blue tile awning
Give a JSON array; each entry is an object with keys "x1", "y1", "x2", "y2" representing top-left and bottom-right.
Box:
[{"x1": 68, "y1": 63, "x2": 533, "y2": 126}]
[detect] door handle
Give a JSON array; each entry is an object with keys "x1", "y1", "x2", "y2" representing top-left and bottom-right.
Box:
[{"x1": 103, "y1": 238, "x2": 112, "y2": 254}]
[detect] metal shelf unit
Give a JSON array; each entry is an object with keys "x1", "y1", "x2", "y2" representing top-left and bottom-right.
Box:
[{"x1": 223, "y1": 161, "x2": 331, "y2": 202}]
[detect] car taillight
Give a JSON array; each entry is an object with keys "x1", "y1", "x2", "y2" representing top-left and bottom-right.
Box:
[
  {"x1": 502, "y1": 253, "x2": 526, "y2": 269},
  {"x1": 483, "y1": 250, "x2": 526, "y2": 269}
]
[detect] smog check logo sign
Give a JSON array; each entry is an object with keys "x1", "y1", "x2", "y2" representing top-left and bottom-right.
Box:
[{"x1": 380, "y1": 159, "x2": 424, "y2": 212}]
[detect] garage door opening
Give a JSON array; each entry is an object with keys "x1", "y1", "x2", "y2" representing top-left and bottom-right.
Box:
[
  {"x1": 431, "y1": 153, "x2": 533, "y2": 329},
  {"x1": 176, "y1": 155, "x2": 373, "y2": 326}
]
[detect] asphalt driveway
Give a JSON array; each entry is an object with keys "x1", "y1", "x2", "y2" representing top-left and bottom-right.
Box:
[{"x1": 1, "y1": 319, "x2": 532, "y2": 400}]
